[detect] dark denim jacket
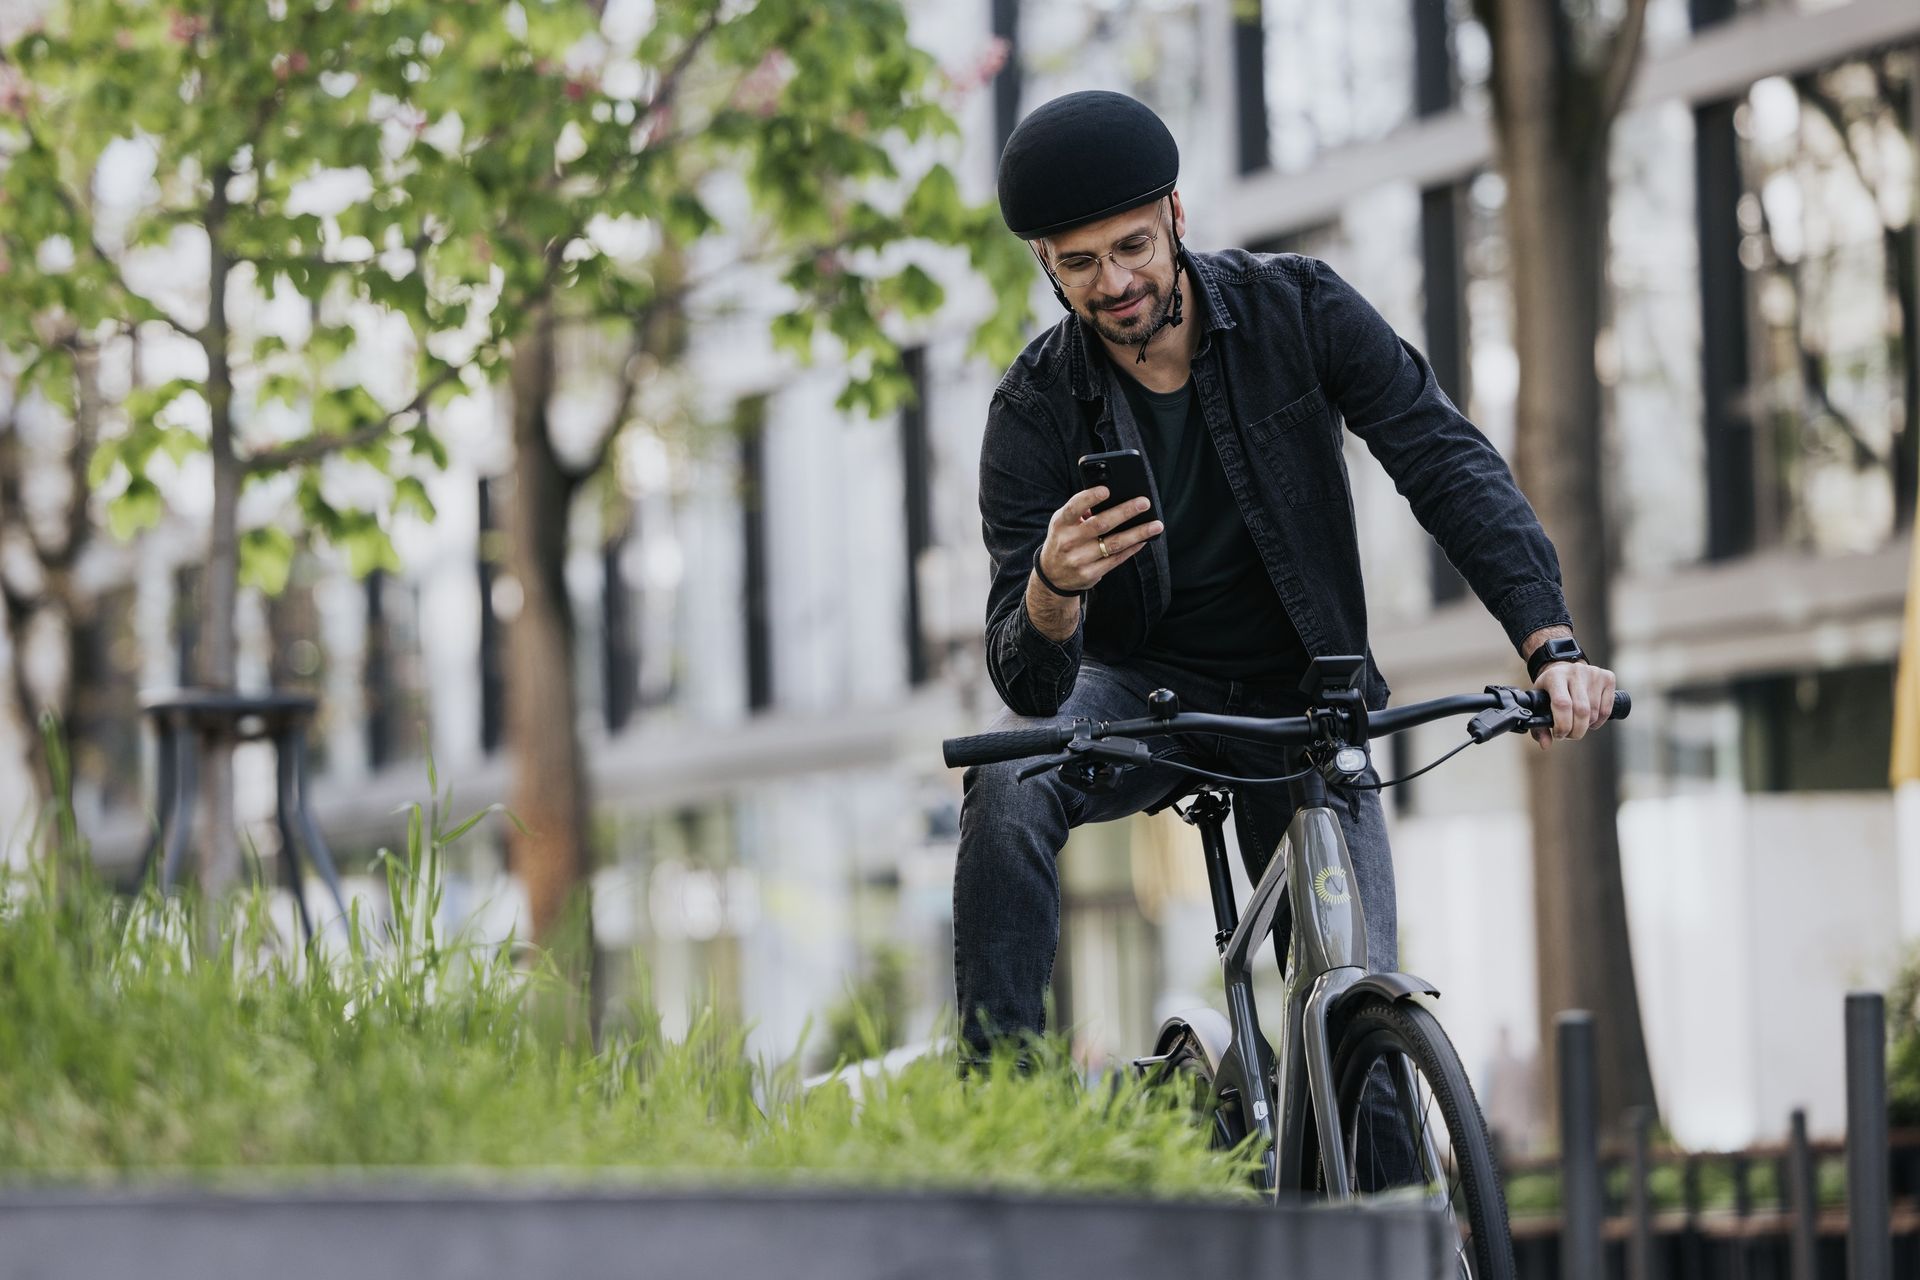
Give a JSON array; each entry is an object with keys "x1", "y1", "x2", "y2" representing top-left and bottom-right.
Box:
[{"x1": 977, "y1": 247, "x2": 1573, "y2": 717}]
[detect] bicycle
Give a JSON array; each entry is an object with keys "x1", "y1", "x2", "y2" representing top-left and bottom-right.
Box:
[{"x1": 942, "y1": 654, "x2": 1631, "y2": 1280}]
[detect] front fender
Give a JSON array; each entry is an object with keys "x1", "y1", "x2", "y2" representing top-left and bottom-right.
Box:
[{"x1": 1332, "y1": 971, "x2": 1440, "y2": 1016}]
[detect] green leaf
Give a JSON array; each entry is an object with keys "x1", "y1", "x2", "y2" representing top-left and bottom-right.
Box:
[
  {"x1": 107, "y1": 476, "x2": 164, "y2": 540},
  {"x1": 771, "y1": 311, "x2": 814, "y2": 363},
  {"x1": 239, "y1": 526, "x2": 296, "y2": 595},
  {"x1": 393, "y1": 475, "x2": 435, "y2": 520},
  {"x1": 340, "y1": 520, "x2": 400, "y2": 577}
]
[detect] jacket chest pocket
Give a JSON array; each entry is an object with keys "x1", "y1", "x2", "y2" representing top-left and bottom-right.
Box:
[{"x1": 1247, "y1": 383, "x2": 1345, "y2": 507}]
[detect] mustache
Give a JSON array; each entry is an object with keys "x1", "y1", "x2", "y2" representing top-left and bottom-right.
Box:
[{"x1": 1097, "y1": 287, "x2": 1154, "y2": 312}]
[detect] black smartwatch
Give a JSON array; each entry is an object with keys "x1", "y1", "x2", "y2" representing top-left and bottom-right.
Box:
[{"x1": 1526, "y1": 634, "x2": 1586, "y2": 682}]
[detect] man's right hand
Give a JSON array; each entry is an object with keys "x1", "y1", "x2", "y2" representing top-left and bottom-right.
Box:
[{"x1": 1038, "y1": 486, "x2": 1162, "y2": 595}]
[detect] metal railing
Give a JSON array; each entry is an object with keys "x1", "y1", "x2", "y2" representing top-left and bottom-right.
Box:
[{"x1": 1506, "y1": 993, "x2": 1901, "y2": 1280}]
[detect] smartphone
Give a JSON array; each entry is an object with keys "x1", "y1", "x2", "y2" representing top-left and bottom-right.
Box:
[{"x1": 1077, "y1": 448, "x2": 1159, "y2": 538}]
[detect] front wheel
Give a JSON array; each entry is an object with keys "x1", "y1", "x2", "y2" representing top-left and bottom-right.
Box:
[{"x1": 1324, "y1": 996, "x2": 1516, "y2": 1280}]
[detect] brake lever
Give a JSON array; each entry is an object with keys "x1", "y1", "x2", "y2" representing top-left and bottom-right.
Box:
[
  {"x1": 1469, "y1": 685, "x2": 1549, "y2": 743},
  {"x1": 1014, "y1": 737, "x2": 1155, "y2": 783},
  {"x1": 1016, "y1": 753, "x2": 1071, "y2": 782}
]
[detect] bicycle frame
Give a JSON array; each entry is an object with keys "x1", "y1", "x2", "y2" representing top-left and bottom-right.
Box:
[{"x1": 1152, "y1": 764, "x2": 1439, "y2": 1199}]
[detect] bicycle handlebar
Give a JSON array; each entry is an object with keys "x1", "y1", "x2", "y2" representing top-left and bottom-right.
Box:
[
  {"x1": 941, "y1": 724, "x2": 1080, "y2": 768},
  {"x1": 942, "y1": 686, "x2": 1631, "y2": 770}
]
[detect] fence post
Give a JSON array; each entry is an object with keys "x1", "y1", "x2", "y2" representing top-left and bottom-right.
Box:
[
  {"x1": 1628, "y1": 1104, "x2": 1654, "y2": 1280},
  {"x1": 1788, "y1": 1107, "x2": 1817, "y2": 1280},
  {"x1": 1559, "y1": 1011, "x2": 1603, "y2": 1280},
  {"x1": 1682, "y1": 1154, "x2": 1704, "y2": 1278},
  {"x1": 1846, "y1": 992, "x2": 1890, "y2": 1280}
]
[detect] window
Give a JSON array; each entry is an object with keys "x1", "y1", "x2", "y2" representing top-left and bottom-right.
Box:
[
  {"x1": 1608, "y1": 99, "x2": 1710, "y2": 573},
  {"x1": 602, "y1": 517, "x2": 639, "y2": 733},
  {"x1": 1726, "y1": 55, "x2": 1919, "y2": 556},
  {"x1": 738, "y1": 398, "x2": 774, "y2": 714},
  {"x1": 1257, "y1": 0, "x2": 1416, "y2": 174},
  {"x1": 1421, "y1": 181, "x2": 1472, "y2": 604},
  {"x1": 68, "y1": 585, "x2": 140, "y2": 816},
  {"x1": 477, "y1": 477, "x2": 506, "y2": 754},
  {"x1": 363, "y1": 569, "x2": 427, "y2": 769},
  {"x1": 1667, "y1": 663, "x2": 1896, "y2": 792},
  {"x1": 899, "y1": 347, "x2": 935, "y2": 687}
]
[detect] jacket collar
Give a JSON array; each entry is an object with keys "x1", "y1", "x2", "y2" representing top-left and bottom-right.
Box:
[{"x1": 1065, "y1": 245, "x2": 1235, "y2": 404}]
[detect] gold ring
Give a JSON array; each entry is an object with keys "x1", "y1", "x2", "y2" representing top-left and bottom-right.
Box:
[{"x1": 1098, "y1": 537, "x2": 1111, "y2": 558}]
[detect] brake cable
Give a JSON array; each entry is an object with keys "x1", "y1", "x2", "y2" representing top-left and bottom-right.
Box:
[{"x1": 1341, "y1": 737, "x2": 1476, "y2": 790}]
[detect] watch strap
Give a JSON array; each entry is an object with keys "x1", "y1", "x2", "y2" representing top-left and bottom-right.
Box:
[{"x1": 1527, "y1": 635, "x2": 1585, "y2": 682}]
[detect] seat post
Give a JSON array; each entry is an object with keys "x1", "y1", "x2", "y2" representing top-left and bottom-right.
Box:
[{"x1": 1177, "y1": 788, "x2": 1240, "y2": 947}]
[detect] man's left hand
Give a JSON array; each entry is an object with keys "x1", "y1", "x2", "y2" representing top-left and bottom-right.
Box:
[{"x1": 1531, "y1": 659, "x2": 1617, "y2": 751}]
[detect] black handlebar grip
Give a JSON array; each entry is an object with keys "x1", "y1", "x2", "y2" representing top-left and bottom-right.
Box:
[
  {"x1": 942, "y1": 725, "x2": 1074, "y2": 769},
  {"x1": 1520, "y1": 688, "x2": 1632, "y2": 721}
]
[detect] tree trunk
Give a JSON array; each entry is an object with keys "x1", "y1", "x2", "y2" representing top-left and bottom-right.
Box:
[
  {"x1": 0, "y1": 341, "x2": 101, "y2": 832},
  {"x1": 197, "y1": 173, "x2": 241, "y2": 900},
  {"x1": 504, "y1": 304, "x2": 592, "y2": 952},
  {"x1": 1484, "y1": 0, "x2": 1659, "y2": 1134}
]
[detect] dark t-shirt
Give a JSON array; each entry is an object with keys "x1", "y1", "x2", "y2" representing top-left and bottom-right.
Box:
[{"x1": 1116, "y1": 372, "x2": 1309, "y2": 683}]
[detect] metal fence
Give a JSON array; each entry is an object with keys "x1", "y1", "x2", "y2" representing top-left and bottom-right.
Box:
[{"x1": 1509, "y1": 993, "x2": 1903, "y2": 1280}]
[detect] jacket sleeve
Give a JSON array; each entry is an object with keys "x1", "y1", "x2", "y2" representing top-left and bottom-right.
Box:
[
  {"x1": 1307, "y1": 256, "x2": 1574, "y2": 653},
  {"x1": 978, "y1": 385, "x2": 1085, "y2": 716}
]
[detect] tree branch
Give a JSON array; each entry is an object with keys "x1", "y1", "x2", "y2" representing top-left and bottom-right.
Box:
[
  {"x1": 1593, "y1": 0, "x2": 1651, "y2": 136},
  {"x1": 559, "y1": 324, "x2": 651, "y2": 488},
  {"x1": 241, "y1": 360, "x2": 466, "y2": 473},
  {"x1": 640, "y1": 5, "x2": 727, "y2": 133}
]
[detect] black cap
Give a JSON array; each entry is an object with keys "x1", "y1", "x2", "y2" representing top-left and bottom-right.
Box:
[{"x1": 997, "y1": 91, "x2": 1179, "y2": 241}]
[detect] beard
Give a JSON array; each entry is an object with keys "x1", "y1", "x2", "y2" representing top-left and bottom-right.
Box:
[{"x1": 1082, "y1": 273, "x2": 1177, "y2": 348}]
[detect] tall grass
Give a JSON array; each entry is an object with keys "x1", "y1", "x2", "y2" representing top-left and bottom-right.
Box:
[{"x1": 0, "y1": 760, "x2": 1258, "y2": 1197}]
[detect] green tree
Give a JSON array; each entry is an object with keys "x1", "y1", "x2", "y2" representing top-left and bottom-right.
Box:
[{"x1": 0, "y1": 0, "x2": 1029, "y2": 913}]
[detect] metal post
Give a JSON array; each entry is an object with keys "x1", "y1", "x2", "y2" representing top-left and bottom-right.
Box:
[
  {"x1": 1628, "y1": 1105, "x2": 1655, "y2": 1280},
  {"x1": 1846, "y1": 992, "x2": 1890, "y2": 1280},
  {"x1": 1732, "y1": 1152, "x2": 1754, "y2": 1280},
  {"x1": 1788, "y1": 1107, "x2": 1818, "y2": 1280},
  {"x1": 1683, "y1": 1154, "x2": 1704, "y2": 1278},
  {"x1": 1559, "y1": 1011, "x2": 1603, "y2": 1280}
]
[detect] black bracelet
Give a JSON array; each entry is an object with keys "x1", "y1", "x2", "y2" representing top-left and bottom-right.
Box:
[{"x1": 1031, "y1": 547, "x2": 1086, "y2": 598}]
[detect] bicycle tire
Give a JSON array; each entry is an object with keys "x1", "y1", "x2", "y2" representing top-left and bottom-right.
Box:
[
  {"x1": 1154, "y1": 1026, "x2": 1251, "y2": 1153},
  {"x1": 1317, "y1": 996, "x2": 1516, "y2": 1280}
]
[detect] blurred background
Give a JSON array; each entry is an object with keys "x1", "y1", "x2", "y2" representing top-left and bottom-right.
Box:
[{"x1": 0, "y1": 0, "x2": 1915, "y2": 1169}]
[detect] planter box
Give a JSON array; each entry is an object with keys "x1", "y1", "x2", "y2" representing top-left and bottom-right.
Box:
[{"x1": 0, "y1": 1184, "x2": 1453, "y2": 1278}]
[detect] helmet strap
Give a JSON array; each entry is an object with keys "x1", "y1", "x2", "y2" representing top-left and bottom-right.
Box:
[
  {"x1": 1030, "y1": 244, "x2": 1075, "y2": 314},
  {"x1": 1133, "y1": 197, "x2": 1184, "y2": 365}
]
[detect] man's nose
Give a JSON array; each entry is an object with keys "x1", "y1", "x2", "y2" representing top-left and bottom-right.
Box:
[{"x1": 1094, "y1": 257, "x2": 1135, "y2": 295}]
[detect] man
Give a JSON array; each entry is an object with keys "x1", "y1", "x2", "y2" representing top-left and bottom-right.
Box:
[{"x1": 954, "y1": 90, "x2": 1616, "y2": 1058}]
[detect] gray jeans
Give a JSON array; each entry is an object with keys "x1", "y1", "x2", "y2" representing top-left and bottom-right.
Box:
[{"x1": 952, "y1": 655, "x2": 1399, "y2": 1055}]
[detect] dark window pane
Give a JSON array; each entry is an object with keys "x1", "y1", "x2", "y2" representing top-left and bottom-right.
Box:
[
  {"x1": 364, "y1": 569, "x2": 428, "y2": 769},
  {"x1": 69, "y1": 585, "x2": 140, "y2": 814},
  {"x1": 900, "y1": 348, "x2": 934, "y2": 687},
  {"x1": 738, "y1": 399, "x2": 774, "y2": 714}
]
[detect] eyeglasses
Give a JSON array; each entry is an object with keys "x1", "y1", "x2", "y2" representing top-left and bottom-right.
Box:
[{"x1": 1051, "y1": 228, "x2": 1158, "y2": 289}]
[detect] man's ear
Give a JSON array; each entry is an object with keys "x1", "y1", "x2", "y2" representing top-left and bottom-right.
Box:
[{"x1": 1031, "y1": 242, "x2": 1073, "y2": 315}]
